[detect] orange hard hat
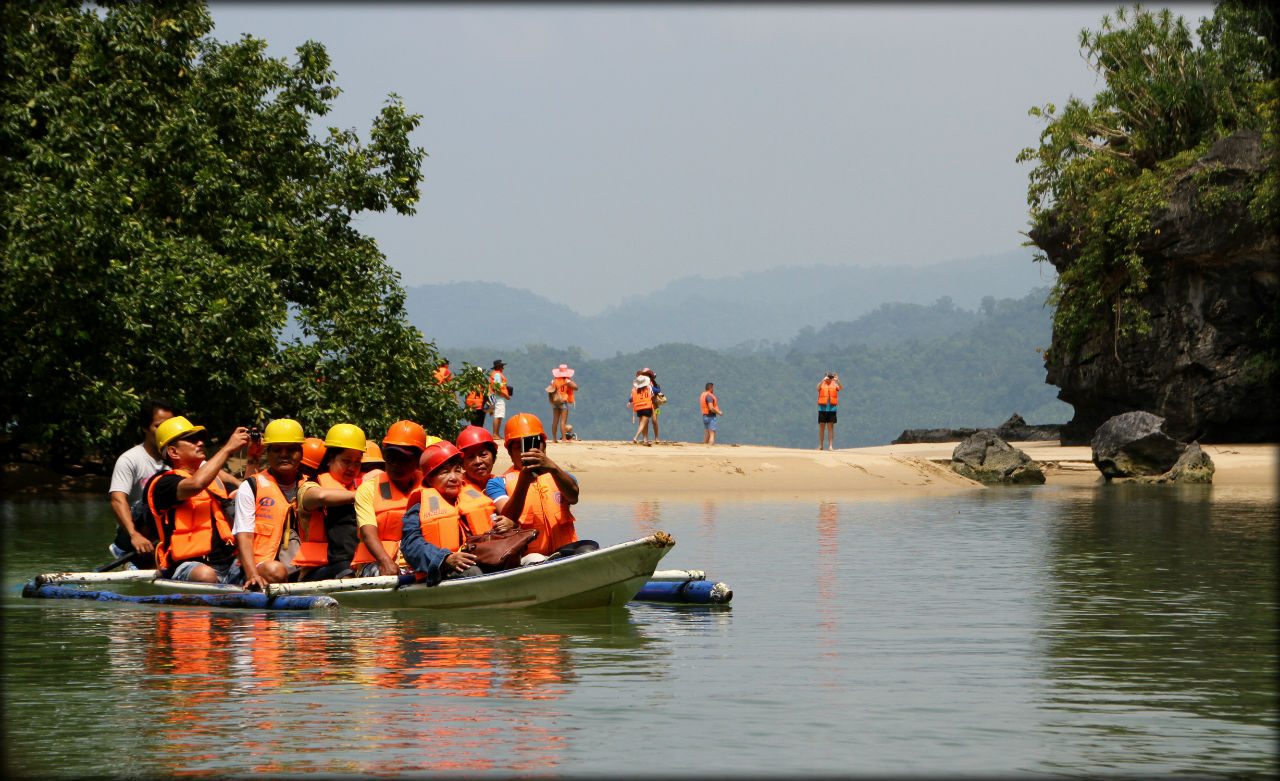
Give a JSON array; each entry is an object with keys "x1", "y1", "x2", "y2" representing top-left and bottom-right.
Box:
[
  {"x1": 456, "y1": 425, "x2": 497, "y2": 453},
  {"x1": 419, "y1": 441, "x2": 463, "y2": 477},
  {"x1": 383, "y1": 420, "x2": 427, "y2": 451},
  {"x1": 300, "y1": 437, "x2": 326, "y2": 469},
  {"x1": 503, "y1": 413, "x2": 545, "y2": 443},
  {"x1": 362, "y1": 440, "x2": 384, "y2": 465}
]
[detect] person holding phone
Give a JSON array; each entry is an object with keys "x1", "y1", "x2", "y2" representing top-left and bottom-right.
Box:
[
  {"x1": 818, "y1": 372, "x2": 844, "y2": 450},
  {"x1": 486, "y1": 413, "x2": 596, "y2": 562}
]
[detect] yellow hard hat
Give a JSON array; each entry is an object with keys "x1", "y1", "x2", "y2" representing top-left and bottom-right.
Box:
[
  {"x1": 155, "y1": 416, "x2": 206, "y2": 451},
  {"x1": 262, "y1": 418, "x2": 305, "y2": 445},
  {"x1": 324, "y1": 423, "x2": 366, "y2": 452}
]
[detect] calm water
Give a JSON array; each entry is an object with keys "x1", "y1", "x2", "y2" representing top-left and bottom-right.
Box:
[{"x1": 2, "y1": 485, "x2": 1276, "y2": 777}]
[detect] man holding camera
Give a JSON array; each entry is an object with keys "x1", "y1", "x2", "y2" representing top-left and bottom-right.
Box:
[
  {"x1": 487, "y1": 413, "x2": 595, "y2": 562},
  {"x1": 818, "y1": 372, "x2": 844, "y2": 451}
]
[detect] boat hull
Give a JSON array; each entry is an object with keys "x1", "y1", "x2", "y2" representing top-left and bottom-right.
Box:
[{"x1": 129, "y1": 533, "x2": 675, "y2": 610}]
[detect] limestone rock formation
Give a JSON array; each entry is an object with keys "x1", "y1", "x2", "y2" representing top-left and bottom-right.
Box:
[
  {"x1": 1091, "y1": 411, "x2": 1185, "y2": 478},
  {"x1": 894, "y1": 413, "x2": 1062, "y2": 444},
  {"x1": 1032, "y1": 130, "x2": 1279, "y2": 445},
  {"x1": 951, "y1": 432, "x2": 1045, "y2": 485},
  {"x1": 1111, "y1": 442, "x2": 1216, "y2": 484}
]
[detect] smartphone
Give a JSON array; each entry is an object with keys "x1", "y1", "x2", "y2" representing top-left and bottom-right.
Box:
[{"x1": 520, "y1": 435, "x2": 542, "y2": 452}]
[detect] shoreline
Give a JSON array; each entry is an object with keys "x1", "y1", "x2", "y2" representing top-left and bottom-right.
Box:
[{"x1": 3, "y1": 440, "x2": 1275, "y2": 502}]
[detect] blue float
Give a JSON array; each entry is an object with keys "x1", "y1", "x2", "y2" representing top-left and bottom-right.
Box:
[
  {"x1": 22, "y1": 583, "x2": 337, "y2": 611},
  {"x1": 634, "y1": 579, "x2": 733, "y2": 604}
]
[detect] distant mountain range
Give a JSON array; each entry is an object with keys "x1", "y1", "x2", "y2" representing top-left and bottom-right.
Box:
[{"x1": 407, "y1": 248, "x2": 1056, "y2": 356}]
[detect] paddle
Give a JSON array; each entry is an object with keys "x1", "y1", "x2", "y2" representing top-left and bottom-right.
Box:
[{"x1": 94, "y1": 551, "x2": 139, "y2": 573}]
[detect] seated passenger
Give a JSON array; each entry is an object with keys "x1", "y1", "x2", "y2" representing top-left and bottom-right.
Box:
[
  {"x1": 232, "y1": 419, "x2": 306, "y2": 590},
  {"x1": 456, "y1": 425, "x2": 515, "y2": 535},
  {"x1": 351, "y1": 421, "x2": 426, "y2": 577},
  {"x1": 147, "y1": 416, "x2": 251, "y2": 583},
  {"x1": 400, "y1": 441, "x2": 482, "y2": 583},
  {"x1": 295, "y1": 423, "x2": 365, "y2": 581},
  {"x1": 487, "y1": 413, "x2": 597, "y2": 562},
  {"x1": 107, "y1": 397, "x2": 174, "y2": 568}
]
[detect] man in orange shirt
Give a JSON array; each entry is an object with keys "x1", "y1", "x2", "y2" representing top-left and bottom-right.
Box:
[
  {"x1": 699, "y1": 382, "x2": 723, "y2": 445},
  {"x1": 818, "y1": 372, "x2": 844, "y2": 450}
]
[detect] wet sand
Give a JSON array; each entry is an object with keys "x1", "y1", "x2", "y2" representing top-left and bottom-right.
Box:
[{"x1": 507, "y1": 440, "x2": 1278, "y2": 501}]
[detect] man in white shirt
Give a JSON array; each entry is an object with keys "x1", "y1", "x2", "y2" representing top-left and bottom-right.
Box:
[{"x1": 107, "y1": 398, "x2": 175, "y2": 566}]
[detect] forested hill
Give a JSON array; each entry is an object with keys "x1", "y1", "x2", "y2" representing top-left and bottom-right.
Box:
[
  {"x1": 408, "y1": 248, "x2": 1054, "y2": 356},
  {"x1": 447, "y1": 288, "x2": 1069, "y2": 449}
]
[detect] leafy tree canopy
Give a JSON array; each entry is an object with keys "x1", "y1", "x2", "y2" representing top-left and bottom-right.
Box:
[
  {"x1": 1017, "y1": 1, "x2": 1278, "y2": 352},
  {"x1": 1, "y1": 1, "x2": 476, "y2": 462}
]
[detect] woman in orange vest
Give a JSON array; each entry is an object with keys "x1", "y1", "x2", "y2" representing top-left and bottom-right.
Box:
[
  {"x1": 352, "y1": 420, "x2": 427, "y2": 577},
  {"x1": 147, "y1": 416, "x2": 251, "y2": 583},
  {"x1": 456, "y1": 425, "x2": 516, "y2": 534},
  {"x1": 231, "y1": 418, "x2": 308, "y2": 591},
  {"x1": 400, "y1": 441, "x2": 484, "y2": 583},
  {"x1": 295, "y1": 423, "x2": 366, "y2": 581},
  {"x1": 546, "y1": 363, "x2": 578, "y2": 443},
  {"x1": 492, "y1": 413, "x2": 596, "y2": 561},
  {"x1": 627, "y1": 373, "x2": 655, "y2": 444},
  {"x1": 817, "y1": 371, "x2": 844, "y2": 451}
]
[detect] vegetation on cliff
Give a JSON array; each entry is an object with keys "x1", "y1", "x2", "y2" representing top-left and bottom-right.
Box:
[
  {"x1": 1018, "y1": 2, "x2": 1278, "y2": 356},
  {"x1": 1, "y1": 2, "x2": 476, "y2": 464}
]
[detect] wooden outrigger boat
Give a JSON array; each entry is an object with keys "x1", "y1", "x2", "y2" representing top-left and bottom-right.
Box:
[{"x1": 25, "y1": 533, "x2": 706, "y2": 611}]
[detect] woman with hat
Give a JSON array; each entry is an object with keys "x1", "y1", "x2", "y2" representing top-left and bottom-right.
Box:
[
  {"x1": 488, "y1": 359, "x2": 511, "y2": 438},
  {"x1": 546, "y1": 363, "x2": 578, "y2": 442},
  {"x1": 628, "y1": 371, "x2": 656, "y2": 444}
]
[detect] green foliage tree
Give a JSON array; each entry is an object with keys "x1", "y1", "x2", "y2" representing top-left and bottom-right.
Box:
[
  {"x1": 1017, "y1": 2, "x2": 1278, "y2": 353},
  {"x1": 1, "y1": 1, "x2": 460, "y2": 462}
]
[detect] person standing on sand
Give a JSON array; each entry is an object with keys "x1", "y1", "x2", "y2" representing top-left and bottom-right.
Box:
[
  {"x1": 488, "y1": 359, "x2": 511, "y2": 438},
  {"x1": 628, "y1": 373, "x2": 656, "y2": 444},
  {"x1": 546, "y1": 363, "x2": 578, "y2": 442},
  {"x1": 818, "y1": 372, "x2": 843, "y2": 450},
  {"x1": 700, "y1": 382, "x2": 722, "y2": 445}
]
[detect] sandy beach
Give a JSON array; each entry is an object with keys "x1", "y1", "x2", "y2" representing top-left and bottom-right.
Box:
[
  {"x1": 3, "y1": 440, "x2": 1275, "y2": 501},
  {"x1": 495, "y1": 439, "x2": 1279, "y2": 501}
]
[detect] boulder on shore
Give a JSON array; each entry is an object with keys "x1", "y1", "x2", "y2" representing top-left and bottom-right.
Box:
[
  {"x1": 1091, "y1": 411, "x2": 1185, "y2": 479},
  {"x1": 1114, "y1": 442, "x2": 1217, "y2": 484},
  {"x1": 951, "y1": 432, "x2": 1046, "y2": 485}
]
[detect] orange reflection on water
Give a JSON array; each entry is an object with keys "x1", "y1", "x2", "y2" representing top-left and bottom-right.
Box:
[
  {"x1": 816, "y1": 501, "x2": 840, "y2": 654},
  {"x1": 127, "y1": 608, "x2": 574, "y2": 775},
  {"x1": 701, "y1": 499, "x2": 717, "y2": 532},
  {"x1": 631, "y1": 500, "x2": 659, "y2": 536}
]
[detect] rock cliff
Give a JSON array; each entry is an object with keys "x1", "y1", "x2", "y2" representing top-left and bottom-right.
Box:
[{"x1": 1031, "y1": 131, "x2": 1279, "y2": 444}]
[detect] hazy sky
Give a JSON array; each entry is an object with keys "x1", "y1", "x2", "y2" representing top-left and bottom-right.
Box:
[{"x1": 208, "y1": 3, "x2": 1214, "y2": 315}]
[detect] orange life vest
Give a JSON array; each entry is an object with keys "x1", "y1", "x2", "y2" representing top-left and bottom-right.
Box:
[
  {"x1": 818, "y1": 380, "x2": 839, "y2": 406},
  {"x1": 351, "y1": 472, "x2": 419, "y2": 566},
  {"x1": 630, "y1": 386, "x2": 653, "y2": 412},
  {"x1": 293, "y1": 472, "x2": 352, "y2": 568},
  {"x1": 464, "y1": 391, "x2": 485, "y2": 410},
  {"x1": 434, "y1": 366, "x2": 451, "y2": 385},
  {"x1": 457, "y1": 485, "x2": 496, "y2": 536},
  {"x1": 502, "y1": 469, "x2": 577, "y2": 555},
  {"x1": 148, "y1": 469, "x2": 234, "y2": 570},
  {"x1": 405, "y1": 487, "x2": 465, "y2": 551},
  {"x1": 244, "y1": 472, "x2": 295, "y2": 566},
  {"x1": 553, "y1": 377, "x2": 575, "y2": 404},
  {"x1": 700, "y1": 390, "x2": 717, "y2": 415},
  {"x1": 489, "y1": 370, "x2": 509, "y2": 398}
]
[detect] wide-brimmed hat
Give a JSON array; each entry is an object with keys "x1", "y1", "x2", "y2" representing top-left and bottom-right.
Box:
[
  {"x1": 553, "y1": 363, "x2": 575, "y2": 378},
  {"x1": 492, "y1": 359, "x2": 505, "y2": 369},
  {"x1": 633, "y1": 375, "x2": 651, "y2": 388}
]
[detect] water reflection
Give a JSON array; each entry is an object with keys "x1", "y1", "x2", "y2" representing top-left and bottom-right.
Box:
[
  {"x1": 1037, "y1": 486, "x2": 1278, "y2": 770},
  {"x1": 816, "y1": 501, "x2": 840, "y2": 653}
]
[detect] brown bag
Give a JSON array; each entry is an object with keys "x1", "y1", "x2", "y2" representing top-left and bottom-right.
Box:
[
  {"x1": 546, "y1": 384, "x2": 565, "y2": 405},
  {"x1": 463, "y1": 528, "x2": 539, "y2": 572}
]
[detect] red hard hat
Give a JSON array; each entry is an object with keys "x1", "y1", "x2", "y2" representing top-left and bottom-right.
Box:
[
  {"x1": 419, "y1": 441, "x2": 463, "y2": 477},
  {"x1": 456, "y1": 425, "x2": 496, "y2": 453}
]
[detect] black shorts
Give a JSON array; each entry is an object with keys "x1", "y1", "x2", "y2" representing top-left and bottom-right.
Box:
[
  {"x1": 818, "y1": 410, "x2": 837, "y2": 424},
  {"x1": 636, "y1": 409, "x2": 653, "y2": 418}
]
